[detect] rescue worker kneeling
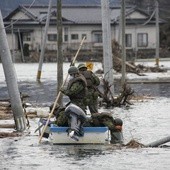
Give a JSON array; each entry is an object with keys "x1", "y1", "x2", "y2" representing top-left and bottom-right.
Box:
[{"x1": 85, "y1": 112, "x2": 123, "y2": 144}]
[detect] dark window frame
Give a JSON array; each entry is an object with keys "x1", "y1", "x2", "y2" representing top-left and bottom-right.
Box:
[
  {"x1": 93, "y1": 32, "x2": 102, "y2": 43},
  {"x1": 23, "y1": 32, "x2": 31, "y2": 41},
  {"x1": 137, "y1": 33, "x2": 148, "y2": 47},
  {"x1": 125, "y1": 34, "x2": 132, "y2": 47},
  {"x1": 48, "y1": 34, "x2": 57, "y2": 41},
  {"x1": 71, "y1": 34, "x2": 79, "y2": 40}
]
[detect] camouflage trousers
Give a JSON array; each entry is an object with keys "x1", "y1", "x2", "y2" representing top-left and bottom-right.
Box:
[{"x1": 85, "y1": 88, "x2": 99, "y2": 114}]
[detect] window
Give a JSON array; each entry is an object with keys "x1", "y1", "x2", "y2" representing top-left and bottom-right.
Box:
[
  {"x1": 64, "y1": 27, "x2": 68, "y2": 42},
  {"x1": 93, "y1": 33, "x2": 102, "y2": 43},
  {"x1": 125, "y1": 34, "x2": 132, "y2": 47},
  {"x1": 23, "y1": 33, "x2": 31, "y2": 41},
  {"x1": 48, "y1": 34, "x2": 57, "y2": 41},
  {"x1": 137, "y1": 33, "x2": 148, "y2": 47},
  {"x1": 82, "y1": 34, "x2": 87, "y2": 40},
  {"x1": 64, "y1": 35, "x2": 68, "y2": 42},
  {"x1": 71, "y1": 34, "x2": 79, "y2": 40}
]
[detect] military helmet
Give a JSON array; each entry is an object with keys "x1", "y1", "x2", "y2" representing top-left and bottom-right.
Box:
[
  {"x1": 114, "y1": 118, "x2": 123, "y2": 126},
  {"x1": 78, "y1": 63, "x2": 87, "y2": 70},
  {"x1": 68, "y1": 66, "x2": 79, "y2": 74}
]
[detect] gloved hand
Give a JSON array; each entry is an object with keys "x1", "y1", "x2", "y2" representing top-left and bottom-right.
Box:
[{"x1": 70, "y1": 61, "x2": 75, "y2": 66}]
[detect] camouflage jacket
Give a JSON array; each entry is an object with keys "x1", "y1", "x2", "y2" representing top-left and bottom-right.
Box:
[
  {"x1": 63, "y1": 74, "x2": 87, "y2": 100},
  {"x1": 79, "y1": 70, "x2": 100, "y2": 89}
]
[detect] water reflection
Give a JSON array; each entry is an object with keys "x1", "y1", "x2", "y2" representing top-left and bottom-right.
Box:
[{"x1": 51, "y1": 145, "x2": 106, "y2": 159}]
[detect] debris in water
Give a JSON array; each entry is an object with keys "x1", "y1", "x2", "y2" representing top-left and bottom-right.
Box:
[
  {"x1": 125, "y1": 139, "x2": 145, "y2": 148},
  {"x1": 0, "y1": 132, "x2": 22, "y2": 138}
]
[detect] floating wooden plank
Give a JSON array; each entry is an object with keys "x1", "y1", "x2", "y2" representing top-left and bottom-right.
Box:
[
  {"x1": 0, "y1": 132, "x2": 21, "y2": 138},
  {"x1": 0, "y1": 124, "x2": 15, "y2": 128}
]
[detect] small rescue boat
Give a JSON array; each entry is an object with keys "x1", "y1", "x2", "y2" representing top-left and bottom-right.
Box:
[
  {"x1": 49, "y1": 125, "x2": 110, "y2": 144},
  {"x1": 37, "y1": 120, "x2": 124, "y2": 145},
  {"x1": 37, "y1": 103, "x2": 123, "y2": 145}
]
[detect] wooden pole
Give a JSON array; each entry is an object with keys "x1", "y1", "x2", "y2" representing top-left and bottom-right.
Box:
[
  {"x1": 57, "y1": 0, "x2": 63, "y2": 105},
  {"x1": 38, "y1": 36, "x2": 86, "y2": 143},
  {"x1": 0, "y1": 10, "x2": 26, "y2": 132},
  {"x1": 101, "y1": 0, "x2": 114, "y2": 95},
  {"x1": 36, "y1": 0, "x2": 52, "y2": 81},
  {"x1": 155, "y1": 0, "x2": 160, "y2": 67},
  {"x1": 121, "y1": 0, "x2": 126, "y2": 86},
  {"x1": 18, "y1": 28, "x2": 25, "y2": 62}
]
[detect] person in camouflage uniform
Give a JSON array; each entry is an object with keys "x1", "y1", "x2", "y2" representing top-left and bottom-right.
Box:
[
  {"x1": 50, "y1": 104, "x2": 69, "y2": 126},
  {"x1": 60, "y1": 66, "x2": 87, "y2": 112},
  {"x1": 85, "y1": 112, "x2": 123, "y2": 144},
  {"x1": 78, "y1": 63, "x2": 100, "y2": 114}
]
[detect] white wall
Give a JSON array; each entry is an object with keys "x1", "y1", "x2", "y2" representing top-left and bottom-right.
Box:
[
  {"x1": 127, "y1": 11, "x2": 147, "y2": 19},
  {"x1": 6, "y1": 22, "x2": 157, "y2": 52},
  {"x1": 127, "y1": 25, "x2": 156, "y2": 49},
  {"x1": 12, "y1": 11, "x2": 30, "y2": 20},
  {"x1": 112, "y1": 24, "x2": 156, "y2": 49}
]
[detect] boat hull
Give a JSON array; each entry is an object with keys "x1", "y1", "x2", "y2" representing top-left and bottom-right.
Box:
[{"x1": 49, "y1": 124, "x2": 110, "y2": 144}]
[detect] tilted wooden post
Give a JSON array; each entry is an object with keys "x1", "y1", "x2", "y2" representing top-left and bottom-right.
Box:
[
  {"x1": 121, "y1": 0, "x2": 127, "y2": 86},
  {"x1": 155, "y1": 0, "x2": 160, "y2": 67},
  {"x1": 36, "y1": 0, "x2": 52, "y2": 81},
  {"x1": 0, "y1": 10, "x2": 26, "y2": 131},
  {"x1": 57, "y1": 0, "x2": 63, "y2": 105}
]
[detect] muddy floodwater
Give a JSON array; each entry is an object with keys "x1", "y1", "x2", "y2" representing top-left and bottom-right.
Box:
[{"x1": 0, "y1": 63, "x2": 170, "y2": 170}]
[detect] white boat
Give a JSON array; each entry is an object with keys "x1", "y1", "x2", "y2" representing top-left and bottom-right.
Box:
[
  {"x1": 49, "y1": 124, "x2": 110, "y2": 144},
  {"x1": 37, "y1": 103, "x2": 123, "y2": 145}
]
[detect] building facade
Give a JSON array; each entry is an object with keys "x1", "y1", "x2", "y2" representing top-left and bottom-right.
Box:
[{"x1": 3, "y1": 5, "x2": 163, "y2": 62}]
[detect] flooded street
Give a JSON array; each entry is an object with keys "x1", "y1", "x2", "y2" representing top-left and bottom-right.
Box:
[{"x1": 0, "y1": 63, "x2": 170, "y2": 170}]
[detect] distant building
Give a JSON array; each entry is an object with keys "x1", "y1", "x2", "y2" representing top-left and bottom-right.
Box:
[{"x1": 3, "y1": 5, "x2": 165, "y2": 62}]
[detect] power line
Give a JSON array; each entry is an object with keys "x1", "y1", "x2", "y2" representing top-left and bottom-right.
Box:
[{"x1": 4, "y1": 0, "x2": 37, "y2": 29}]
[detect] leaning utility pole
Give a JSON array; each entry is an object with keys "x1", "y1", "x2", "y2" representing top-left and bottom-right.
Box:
[
  {"x1": 37, "y1": 0, "x2": 52, "y2": 81},
  {"x1": 0, "y1": 11, "x2": 26, "y2": 131},
  {"x1": 101, "y1": 0, "x2": 114, "y2": 95},
  {"x1": 57, "y1": 0, "x2": 63, "y2": 105},
  {"x1": 155, "y1": 0, "x2": 159, "y2": 67},
  {"x1": 121, "y1": 0, "x2": 126, "y2": 86}
]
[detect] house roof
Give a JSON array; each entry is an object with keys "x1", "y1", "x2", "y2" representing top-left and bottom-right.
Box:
[
  {"x1": 0, "y1": 0, "x2": 122, "y2": 17},
  {"x1": 62, "y1": 6, "x2": 102, "y2": 24},
  {"x1": 4, "y1": 5, "x2": 164, "y2": 26}
]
